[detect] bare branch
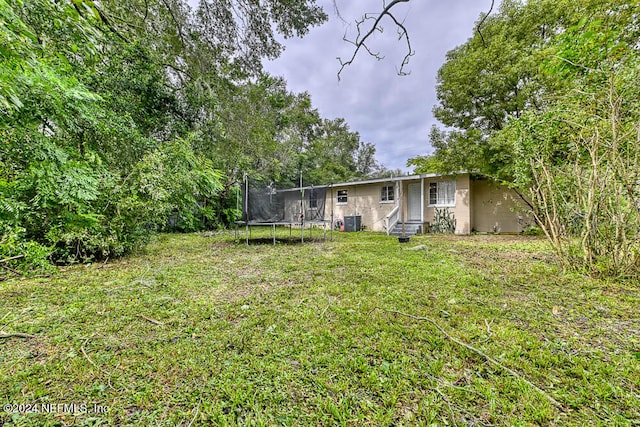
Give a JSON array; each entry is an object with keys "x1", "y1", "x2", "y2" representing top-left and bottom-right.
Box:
[
  {"x1": 476, "y1": 0, "x2": 495, "y2": 47},
  {"x1": 0, "y1": 332, "x2": 36, "y2": 339},
  {"x1": 372, "y1": 307, "x2": 567, "y2": 411},
  {"x1": 337, "y1": 0, "x2": 412, "y2": 79},
  {"x1": 386, "y1": 10, "x2": 413, "y2": 76},
  {"x1": 332, "y1": 0, "x2": 347, "y2": 25},
  {"x1": 338, "y1": 0, "x2": 498, "y2": 77}
]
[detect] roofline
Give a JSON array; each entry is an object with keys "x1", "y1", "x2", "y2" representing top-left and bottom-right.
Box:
[
  {"x1": 276, "y1": 171, "x2": 471, "y2": 192},
  {"x1": 328, "y1": 171, "x2": 470, "y2": 188}
]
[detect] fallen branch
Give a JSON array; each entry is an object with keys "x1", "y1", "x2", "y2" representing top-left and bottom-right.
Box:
[
  {"x1": 373, "y1": 307, "x2": 566, "y2": 411},
  {"x1": 0, "y1": 255, "x2": 26, "y2": 277},
  {"x1": 434, "y1": 387, "x2": 456, "y2": 426},
  {"x1": 140, "y1": 315, "x2": 164, "y2": 326},
  {"x1": 1, "y1": 264, "x2": 22, "y2": 276},
  {"x1": 0, "y1": 255, "x2": 25, "y2": 264},
  {"x1": 0, "y1": 332, "x2": 36, "y2": 339},
  {"x1": 97, "y1": 257, "x2": 110, "y2": 269},
  {"x1": 81, "y1": 338, "x2": 99, "y2": 369},
  {"x1": 320, "y1": 305, "x2": 330, "y2": 319},
  {"x1": 479, "y1": 318, "x2": 494, "y2": 343},
  {"x1": 187, "y1": 403, "x2": 200, "y2": 427}
]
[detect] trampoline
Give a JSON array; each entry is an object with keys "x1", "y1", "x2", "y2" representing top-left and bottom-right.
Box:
[{"x1": 235, "y1": 175, "x2": 333, "y2": 245}]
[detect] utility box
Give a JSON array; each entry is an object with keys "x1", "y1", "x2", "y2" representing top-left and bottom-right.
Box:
[{"x1": 344, "y1": 215, "x2": 362, "y2": 232}]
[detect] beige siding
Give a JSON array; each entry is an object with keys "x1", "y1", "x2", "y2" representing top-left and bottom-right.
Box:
[
  {"x1": 272, "y1": 173, "x2": 532, "y2": 235},
  {"x1": 421, "y1": 174, "x2": 472, "y2": 234},
  {"x1": 471, "y1": 178, "x2": 531, "y2": 233},
  {"x1": 326, "y1": 184, "x2": 397, "y2": 232}
]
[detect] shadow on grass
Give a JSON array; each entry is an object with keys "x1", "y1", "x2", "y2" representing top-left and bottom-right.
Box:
[{"x1": 231, "y1": 237, "x2": 330, "y2": 245}]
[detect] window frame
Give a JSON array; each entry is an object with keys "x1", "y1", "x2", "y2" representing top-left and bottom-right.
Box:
[
  {"x1": 428, "y1": 180, "x2": 456, "y2": 207},
  {"x1": 380, "y1": 185, "x2": 395, "y2": 203},
  {"x1": 308, "y1": 188, "x2": 318, "y2": 210},
  {"x1": 337, "y1": 189, "x2": 348, "y2": 205}
]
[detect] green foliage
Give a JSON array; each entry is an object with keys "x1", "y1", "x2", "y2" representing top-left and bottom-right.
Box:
[
  {"x1": 303, "y1": 118, "x2": 382, "y2": 184},
  {"x1": 0, "y1": 224, "x2": 53, "y2": 277},
  {"x1": 200, "y1": 76, "x2": 385, "y2": 224},
  {"x1": 1, "y1": 0, "x2": 358, "y2": 266},
  {"x1": 421, "y1": 0, "x2": 640, "y2": 277},
  {"x1": 406, "y1": 154, "x2": 444, "y2": 175},
  {"x1": 0, "y1": 0, "x2": 102, "y2": 112},
  {"x1": 133, "y1": 138, "x2": 223, "y2": 231},
  {"x1": 506, "y1": 1, "x2": 640, "y2": 277},
  {"x1": 522, "y1": 225, "x2": 543, "y2": 236},
  {"x1": 427, "y1": 0, "x2": 577, "y2": 179}
]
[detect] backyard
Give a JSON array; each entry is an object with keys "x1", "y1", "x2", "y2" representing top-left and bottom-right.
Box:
[{"x1": 1, "y1": 230, "x2": 638, "y2": 426}]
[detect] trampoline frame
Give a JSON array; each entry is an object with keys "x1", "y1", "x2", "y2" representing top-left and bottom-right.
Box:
[
  {"x1": 234, "y1": 220, "x2": 331, "y2": 245},
  {"x1": 236, "y1": 174, "x2": 334, "y2": 245}
]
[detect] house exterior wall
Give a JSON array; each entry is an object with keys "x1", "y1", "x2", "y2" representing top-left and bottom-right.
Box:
[
  {"x1": 328, "y1": 183, "x2": 397, "y2": 232},
  {"x1": 327, "y1": 174, "x2": 474, "y2": 234},
  {"x1": 280, "y1": 173, "x2": 531, "y2": 235},
  {"x1": 421, "y1": 174, "x2": 471, "y2": 234},
  {"x1": 471, "y1": 177, "x2": 531, "y2": 233}
]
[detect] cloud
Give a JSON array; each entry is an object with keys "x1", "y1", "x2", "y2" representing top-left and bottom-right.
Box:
[{"x1": 263, "y1": 0, "x2": 494, "y2": 172}]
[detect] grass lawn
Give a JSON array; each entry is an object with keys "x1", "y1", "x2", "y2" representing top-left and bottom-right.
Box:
[{"x1": 1, "y1": 230, "x2": 639, "y2": 426}]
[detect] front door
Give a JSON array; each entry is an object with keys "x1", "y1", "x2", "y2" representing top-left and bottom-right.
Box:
[{"x1": 407, "y1": 183, "x2": 421, "y2": 221}]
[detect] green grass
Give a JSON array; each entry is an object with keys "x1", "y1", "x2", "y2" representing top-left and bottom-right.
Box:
[{"x1": 1, "y1": 230, "x2": 639, "y2": 426}]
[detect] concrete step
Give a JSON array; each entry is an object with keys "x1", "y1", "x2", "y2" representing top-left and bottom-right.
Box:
[{"x1": 389, "y1": 222, "x2": 422, "y2": 236}]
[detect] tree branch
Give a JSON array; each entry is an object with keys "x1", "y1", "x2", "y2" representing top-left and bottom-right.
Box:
[
  {"x1": 0, "y1": 332, "x2": 35, "y2": 339},
  {"x1": 89, "y1": 2, "x2": 130, "y2": 43},
  {"x1": 338, "y1": 0, "x2": 498, "y2": 77},
  {"x1": 337, "y1": 0, "x2": 412, "y2": 79},
  {"x1": 372, "y1": 307, "x2": 567, "y2": 411},
  {"x1": 160, "y1": 0, "x2": 187, "y2": 50},
  {"x1": 476, "y1": 0, "x2": 495, "y2": 47},
  {"x1": 0, "y1": 255, "x2": 25, "y2": 264}
]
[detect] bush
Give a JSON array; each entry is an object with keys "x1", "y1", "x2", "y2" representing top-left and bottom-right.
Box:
[{"x1": 0, "y1": 224, "x2": 53, "y2": 277}]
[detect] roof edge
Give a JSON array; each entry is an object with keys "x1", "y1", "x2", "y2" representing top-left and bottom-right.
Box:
[{"x1": 328, "y1": 171, "x2": 470, "y2": 188}]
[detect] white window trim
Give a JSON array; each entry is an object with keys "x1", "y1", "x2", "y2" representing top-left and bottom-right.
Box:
[
  {"x1": 428, "y1": 181, "x2": 456, "y2": 207},
  {"x1": 337, "y1": 189, "x2": 348, "y2": 205},
  {"x1": 380, "y1": 185, "x2": 395, "y2": 204}
]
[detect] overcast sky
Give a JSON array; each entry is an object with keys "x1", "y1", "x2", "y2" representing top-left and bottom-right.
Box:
[{"x1": 262, "y1": 0, "x2": 495, "y2": 172}]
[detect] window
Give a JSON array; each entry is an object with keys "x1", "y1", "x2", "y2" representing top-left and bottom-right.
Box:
[
  {"x1": 337, "y1": 189, "x2": 348, "y2": 204},
  {"x1": 429, "y1": 181, "x2": 456, "y2": 206},
  {"x1": 309, "y1": 188, "x2": 318, "y2": 209},
  {"x1": 381, "y1": 185, "x2": 394, "y2": 202}
]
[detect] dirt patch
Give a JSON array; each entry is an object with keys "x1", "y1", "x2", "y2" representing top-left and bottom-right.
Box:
[{"x1": 439, "y1": 237, "x2": 555, "y2": 273}]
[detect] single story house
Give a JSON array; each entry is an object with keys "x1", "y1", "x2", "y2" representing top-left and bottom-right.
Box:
[{"x1": 320, "y1": 172, "x2": 532, "y2": 235}]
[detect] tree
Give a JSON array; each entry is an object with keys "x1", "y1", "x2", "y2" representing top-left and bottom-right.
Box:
[
  {"x1": 410, "y1": 0, "x2": 640, "y2": 276},
  {"x1": 0, "y1": 0, "x2": 331, "y2": 269},
  {"x1": 510, "y1": 3, "x2": 640, "y2": 276},
  {"x1": 304, "y1": 118, "x2": 381, "y2": 184},
  {"x1": 421, "y1": 0, "x2": 580, "y2": 180}
]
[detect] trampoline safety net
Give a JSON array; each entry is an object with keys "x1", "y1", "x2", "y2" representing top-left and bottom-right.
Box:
[{"x1": 242, "y1": 180, "x2": 328, "y2": 223}]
